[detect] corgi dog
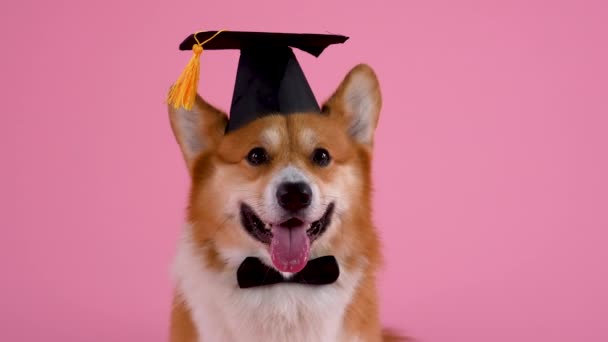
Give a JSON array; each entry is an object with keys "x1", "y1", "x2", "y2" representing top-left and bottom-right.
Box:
[{"x1": 168, "y1": 64, "x2": 402, "y2": 342}]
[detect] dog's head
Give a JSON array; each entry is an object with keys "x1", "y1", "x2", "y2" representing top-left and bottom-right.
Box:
[{"x1": 169, "y1": 64, "x2": 382, "y2": 274}]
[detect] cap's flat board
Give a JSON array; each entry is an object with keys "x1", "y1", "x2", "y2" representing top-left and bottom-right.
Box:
[{"x1": 178, "y1": 31, "x2": 349, "y2": 57}]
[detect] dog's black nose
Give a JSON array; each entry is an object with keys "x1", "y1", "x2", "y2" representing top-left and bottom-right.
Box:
[{"x1": 276, "y1": 182, "x2": 312, "y2": 211}]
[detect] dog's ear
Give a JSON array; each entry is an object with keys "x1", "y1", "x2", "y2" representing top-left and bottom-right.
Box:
[
  {"x1": 322, "y1": 64, "x2": 382, "y2": 146},
  {"x1": 168, "y1": 94, "x2": 228, "y2": 171}
]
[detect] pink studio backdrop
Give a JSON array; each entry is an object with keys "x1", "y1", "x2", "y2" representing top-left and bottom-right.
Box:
[{"x1": 1, "y1": 0, "x2": 607, "y2": 341}]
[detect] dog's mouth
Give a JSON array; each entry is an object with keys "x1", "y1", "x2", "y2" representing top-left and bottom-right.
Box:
[
  {"x1": 240, "y1": 203, "x2": 335, "y2": 273},
  {"x1": 240, "y1": 203, "x2": 335, "y2": 244}
]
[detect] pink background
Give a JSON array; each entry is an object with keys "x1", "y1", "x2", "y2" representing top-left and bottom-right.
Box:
[{"x1": 1, "y1": 0, "x2": 607, "y2": 341}]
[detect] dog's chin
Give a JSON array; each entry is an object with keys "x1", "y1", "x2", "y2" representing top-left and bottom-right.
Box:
[{"x1": 239, "y1": 203, "x2": 335, "y2": 273}]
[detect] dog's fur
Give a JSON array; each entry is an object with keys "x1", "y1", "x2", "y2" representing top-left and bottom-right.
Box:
[{"x1": 167, "y1": 64, "x2": 403, "y2": 341}]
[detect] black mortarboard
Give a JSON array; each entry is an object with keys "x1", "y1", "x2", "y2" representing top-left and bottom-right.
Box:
[{"x1": 167, "y1": 30, "x2": 349, "y2": 133}]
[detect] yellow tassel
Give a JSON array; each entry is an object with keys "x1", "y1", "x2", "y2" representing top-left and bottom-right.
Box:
[{"x1": 167, "y1": 30, "x2": 226, "y2": 110}]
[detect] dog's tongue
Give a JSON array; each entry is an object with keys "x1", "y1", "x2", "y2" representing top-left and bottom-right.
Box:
[{"x1": 270, "y1": 226, "x2": 310, "y2": 273}]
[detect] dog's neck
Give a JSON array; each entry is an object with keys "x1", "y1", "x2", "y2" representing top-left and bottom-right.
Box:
[{"x1": 172, "y1": 224, "x2": 365, "y2": 342}]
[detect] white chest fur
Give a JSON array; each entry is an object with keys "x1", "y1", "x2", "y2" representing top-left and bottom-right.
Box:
[{"x1": 172, "y1": 225, "x2": 363, "y2": 342}]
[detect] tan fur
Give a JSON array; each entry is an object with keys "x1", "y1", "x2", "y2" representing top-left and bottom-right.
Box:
[
  {"x1": 382, "y1": 329, "x2": 410, "y2": 342},
  {"x1": 170, "y1": 293, "x2": 197, "y2": 342},
  {"x1": 168, "y1": 64, "x2": 405, "y2": 341}
]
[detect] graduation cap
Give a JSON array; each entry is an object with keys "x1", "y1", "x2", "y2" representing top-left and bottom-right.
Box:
[{"x1": 167, "y1": 30, "x2": 349, "y2": 132}]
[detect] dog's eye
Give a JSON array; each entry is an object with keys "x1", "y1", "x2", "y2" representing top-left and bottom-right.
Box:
[
  {"x1": 247, "y1": 147, "x2": 269, "y2": 166},
  {"x1": 311, "y1": 148, "x2": 331, "y2": 167}
]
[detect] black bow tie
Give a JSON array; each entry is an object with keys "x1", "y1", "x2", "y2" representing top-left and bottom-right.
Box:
[{"x1": 236, "y1": 256, "x2": 340, "y2": 289}]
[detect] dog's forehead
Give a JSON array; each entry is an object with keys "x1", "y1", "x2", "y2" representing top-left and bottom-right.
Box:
[
  {"x1": 297, "y1": 128, "x2": 318, "y2": 149},
  {"x1": 256, "y1": 115, "x2": 325, "y2": 150},
  {"x1": 259, "y1": 127, "x2": 282, "y2": 148}
]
